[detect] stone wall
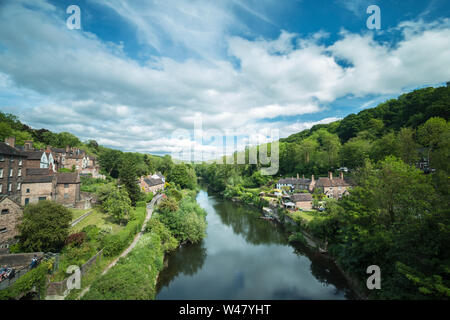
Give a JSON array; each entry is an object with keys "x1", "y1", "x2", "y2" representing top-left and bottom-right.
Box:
[
  {"x1": 55, "y1": 183, "x2": 80, "y2": 206},
  {"x1": 0, "y1": 197, "x2": 23, "y2": 244},
  {"x1": 21, "y1": 181, "x2": 55, "y2": 206},
  {"x1": 0, "y1": 252, "x2": 44, "y2": 268}
]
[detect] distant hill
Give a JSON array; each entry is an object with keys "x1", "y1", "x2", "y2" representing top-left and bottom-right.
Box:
[{"x1": 281, "y1": 84, "x2": 450, "y2": 144}]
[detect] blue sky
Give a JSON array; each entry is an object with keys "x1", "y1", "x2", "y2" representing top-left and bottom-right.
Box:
[{"x1": 0, "y1": 0, "x2": 449, "y2": 158}]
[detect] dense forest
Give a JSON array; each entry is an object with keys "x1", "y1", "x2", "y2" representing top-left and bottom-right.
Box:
[{"x1": 196, "y1": 84, "x2": 450, "y2": 299}]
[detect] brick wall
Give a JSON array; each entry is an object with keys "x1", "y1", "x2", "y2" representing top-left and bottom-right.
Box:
[{"x1": 0, "y1": 198, "x2": 23, "y2": 244}]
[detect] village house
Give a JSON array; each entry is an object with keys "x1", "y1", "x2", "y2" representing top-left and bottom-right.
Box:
[
  {"x1": 21, "y1": 143, "x2": 57, "y2": 172},
  {"x1": 139, "y1": 173, "x2": 165, "y2": 194},
  {"x1": 55, "y1": 172, "x2": 81, "y2": 206},
  {"x1": 21, "y1": 175, "x2": 57, "y2": 206},
  {"x1": 0, "y1": 196, "x2": 23, "y2": 245},
  {"x1": 314, "y1": 172, "x2": 352, "y2": 199},
  {"x1": 276, "y1": 171, "x2": 353, "y2": 200},
  {"x1": 291, "y1": 193, "x2": 313, "y2": 210},
  {"x1": 276, "y1": 174, "x2": 315, "y2": 192},
  {"x1": 0, "y1": 138, "x2": 26, "y2": 204}
]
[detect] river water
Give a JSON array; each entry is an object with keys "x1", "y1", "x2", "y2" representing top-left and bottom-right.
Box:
[{"x1": 156, "y1": 188, "x2": 355, "y2": 300}]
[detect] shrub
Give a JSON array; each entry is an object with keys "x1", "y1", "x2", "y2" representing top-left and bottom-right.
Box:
[{"x1": 66, "y1": 232, "x2": 86, "y2": 247}]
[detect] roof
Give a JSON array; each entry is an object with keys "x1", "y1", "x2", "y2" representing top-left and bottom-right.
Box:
[
  {"x1": 291, "y1": 193, "x2": 313, "y2": 202},
  {"x1": 56, "y1": 172, "x2": 80, "y2": 184},
  {"x1": 22, "y1": 150, "x2": 44, "y2": 160},
  {"x1": 0, "y1": 142, "x2": 23, "y2": 157},
  {"x1": 23, "y1": 175, "x2": 55, "y2": 184},
  {"x1": 26, "y1": 168, "x2": 50, "y2": 176},
  {"x1": 278, "y1": 177, "x2": 311, "y2": 185},
  {"x1": 51, "y1": 148, "x2": 66, "y2": 154},
  {"x1": 144, "y1": 178, "x2": 164, "y2": 187},
  {"x1": 315, "y1": 177, "x2": 351, "y2": 188},
  {"x1": 0, "y1": 195, "x2": 22, "y2": 207}
]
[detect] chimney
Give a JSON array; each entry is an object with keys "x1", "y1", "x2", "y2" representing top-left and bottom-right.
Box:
[
  {"x1": 340, "y1": 171, "x2": 344, "y2": 180},
  {"x1": 5, "y1": 137, "x2": 15, "y2": 147},
  {"x1": 24, "y1": 140, "x2": 33, "y2": 150},
  {"x1": 328, "y1": 171, "x2": 333, "y2": 180},
  {"x1": 302, "y1": 174, "x2": 305, "y2": 179},
  {"x1": 66, "y1": 145, "x2": 70, "y2": 153},
  {"x1": 311, "y1": 174, "x2": 315, "y2": 182},
  {"x1": 296, "y1": 173, "x2": 299, "y2": 179},
  {"x1": 46, "y1": 145, "x2": 52, "y2": 153}
]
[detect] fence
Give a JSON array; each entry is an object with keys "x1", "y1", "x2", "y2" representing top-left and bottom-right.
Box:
[{"x1": 0, "y1": 252, "x2": 45, "y2": 291}]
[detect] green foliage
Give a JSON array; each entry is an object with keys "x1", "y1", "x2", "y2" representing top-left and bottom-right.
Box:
[
  {"x1": 288, "y1": 232, "x2": 307, "y2": 245},
  {"x1": 18, "y1": 201, "x2": 72, "y2": 252},
  {"x1": 156, "y1": 194, "x2": 207, "y2": 244},
  {"x1": 168, "y1": 163, "x2": 197, "y2": 189},
  {"x1": 97, "y1": 184, "x2": 133, "y2": 224},
  {"x1": 102, "y1": 207, "x2": 146, "y2": 256}
]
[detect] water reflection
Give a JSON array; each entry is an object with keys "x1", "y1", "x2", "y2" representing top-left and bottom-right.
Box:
[{"x1": 156, "y1": 189, "x2": 355, "y2": 300}]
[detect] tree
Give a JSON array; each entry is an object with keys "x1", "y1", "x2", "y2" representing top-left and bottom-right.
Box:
[
  {"x1": 18, "y1": 201, "x2": 72, "y2": 252},
  {"x1": 118, "y1": 161, "x2": 141, "y2": 206},
  {"x1": 168, "y1": 163, "x2": 197, "y2": 189},
  {"x1": 396, "y1": 127, "x2": 419, "y2": 165},
  {"x1": 417, "y1": 117, "x2": 449, "y2": 167},
  {"x1": 103, "y1": 186, "x2": 133, "y2": 224}
]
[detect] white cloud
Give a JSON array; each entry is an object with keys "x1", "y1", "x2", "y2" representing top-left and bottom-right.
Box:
[{"x1": 0, "y1": 1, "x2": 450, "y2": 159}]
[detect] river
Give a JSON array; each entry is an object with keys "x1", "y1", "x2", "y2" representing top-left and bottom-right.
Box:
[{"x1": 156, "y1": 188, "x2": 356, "y2": 300}]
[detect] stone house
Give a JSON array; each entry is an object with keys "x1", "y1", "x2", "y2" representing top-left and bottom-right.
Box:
[
  {"x1": 139, "y1": 173, "x2": 165, "y2": 194},
  {"x1": 0, "y1": 138, "x2": 26, "y2": 204},
  {"x1": 0, "y1": 196, "x2": 23, "y2": 245},
  {"x1": 55, "y1": 172, "x2": 81, "y2": 206},
  {"x1": 314, "y1": 172, "x2": 352, "y2": 199},
  {"x1": 21, "y1": 175, "x2": 57, "y2": 206},
  {"x1": 291, "y1": 193, "x2": 313, "y2": 210},
  {"x1": 22, "y1": 146, "x2": 56, "y2": 172}
]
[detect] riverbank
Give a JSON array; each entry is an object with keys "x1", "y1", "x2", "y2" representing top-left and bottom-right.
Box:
[{"x1": 81, "y1": 188, "x2": 207, "y2": 300}]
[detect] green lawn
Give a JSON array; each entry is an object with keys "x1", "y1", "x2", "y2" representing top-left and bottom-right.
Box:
[
  {"x1": 70, "y1": 208, "x2": 91, "y2": 221},
  {"x1": 289, "y1": 210, "x2": 316, "y2": 224},
  {"x1": 70, "y1": 208, "x2": 123, "y2": 234}
]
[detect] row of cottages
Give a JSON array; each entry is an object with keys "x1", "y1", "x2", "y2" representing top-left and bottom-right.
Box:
[
  {"x1": 139, "y1": 173, "x2": 165, "y2": 194},
  {"x1": 277, "y1": 172, "x2": 353, "y2": 199},
  {"x1": 0, "y1": 138, "x2": 82, "y2": 246}
]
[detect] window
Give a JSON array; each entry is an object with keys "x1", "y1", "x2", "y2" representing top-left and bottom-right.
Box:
[
  {"x1": 19, "y1": 158, "x2": 22, "y2": 165},
  {"x1": 0, "y1": 155, "x2": 4, "y2": 161},
  {"x1": 64, "y1": 193, "x2": 69, "y2": 199},
  {"x1": 25, "y1": 198, "x2": 29, "y2": 205},
  {"x1": 0, "y1": 168, "x2": 3, "y2": 178},
  {"x1": 26, "y1": 188, "x2": 30, "y2": 193},
  {"x1": 9, "y1": 169, "x2": 13, "y2": 177},
  {"x1": 1, "y1": 209, "x2": 9, "y2": 215},
  {"x1": 8, "y1": 183, "x2": 12, "y2": 192},
  {"x1": 0, "y1": 228, "x2": 7, "y2": 234},
  {"x1": 0, "y1": 184, "x2": 2, "y2": 193},
  {"x1": 17, "y1": 183, "x2": 21, "y2": 191},
  {"x1": 18, "y1": 169, "x2": 22, "y2": 177},
  {"x1": 10, "y1": 155, "x2": 14, "y2": 162},
  {"x1": 64, "y1": 183, "x2": 69, "y2": 188},
  {"x1": 38, "y1": 197, "x2": 46, "y2": 201}
]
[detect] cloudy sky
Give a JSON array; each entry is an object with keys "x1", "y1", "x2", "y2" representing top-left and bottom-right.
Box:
[{"x1": 0, "y1": 0, "x2": 449, "y2": 159}]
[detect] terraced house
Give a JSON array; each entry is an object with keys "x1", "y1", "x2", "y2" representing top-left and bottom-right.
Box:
[{"x1": 0, "y1": 138, "x2": 25, "y2": 204}]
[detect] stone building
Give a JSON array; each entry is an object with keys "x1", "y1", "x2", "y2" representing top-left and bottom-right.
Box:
[
  {"x1": 139, "y1": 173, "x2": 165, "y2": 194},
  {"x1": 291, "y1": 193, "x2": 313, "y2": 210},
  {"x1": 314, "y1": 172, "x2": 352, "y2": 199},
  {"x1": 21, "y1": 175, "x2": 57, "y2": 206},
  {"x1": 55, "y1": 172, "x2": 81, "y2": 206},
  {"x1": 276, "y1": 174, "x2": 315, "y2": 192},
  {"x1": 0, "y1": 138, "x2": 25, "y2": 204},
  {"x1": 0, "y1": 196, "x2": 23, "y2": 245}
]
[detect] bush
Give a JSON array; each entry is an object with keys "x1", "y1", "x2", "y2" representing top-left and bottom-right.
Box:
[
  {"x1": 102, "y1": 207, "x2": 146, "y2": 257},
  {"x1": 288, "y1": 232, "x2": 307, "y2": 245},
  {"x1": 18, "y1": 201, "x2": 72, "y2": 252},
  {"x1": 65, "y1": 232, "x2": 86, "y2": 247}
]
